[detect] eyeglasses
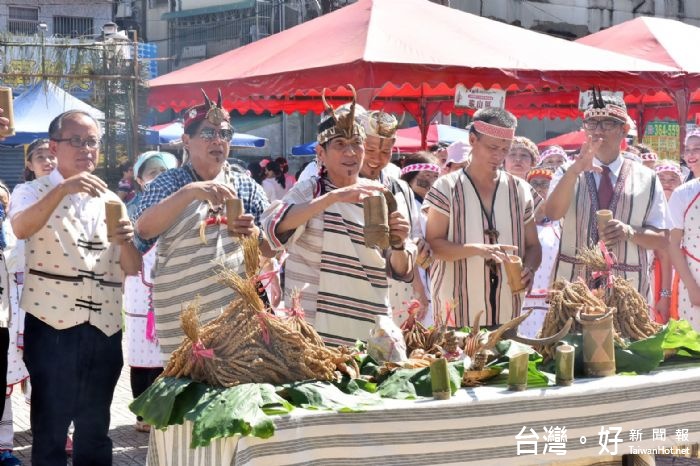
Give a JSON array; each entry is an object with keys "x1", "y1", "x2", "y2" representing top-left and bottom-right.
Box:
[
  {"x1": 582, "y1": 119, "x2": 622, "y2": 131},
  {"x1": 197, "y1": 127, "x2": 234, "y2": 141},
  {"x1": 529, "y1": 180, "x2": 551, "y2": 190},
  {"x1": 51, "y1": 136, "x2": 100, "y2": 148},
  {"x1": 684, "y1": 148, "x2": 700, "y2": 156}
]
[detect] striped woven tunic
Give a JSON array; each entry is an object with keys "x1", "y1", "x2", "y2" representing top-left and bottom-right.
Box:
[
  {"x1": 131, "y1": 163, "x2": 269, "y2": 362},
  {"x1": 262, "y1": 176, "x2": 413, "y2": 346},
  {"x1": 424, "y1": 169, "x2": 534, "y2": 328}
]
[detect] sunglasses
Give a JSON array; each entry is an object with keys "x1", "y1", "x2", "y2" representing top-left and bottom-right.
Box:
[
  {"x1": 197, "y1": 127, "x2": 234, "y2": 141},
  {"x1": 582, "y1": 119, "x2": 622, "y2": 131}
]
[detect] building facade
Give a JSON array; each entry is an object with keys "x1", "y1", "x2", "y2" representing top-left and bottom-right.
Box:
[{"x1": 0, "y1": 0, "x2": 112, "y2": 38}]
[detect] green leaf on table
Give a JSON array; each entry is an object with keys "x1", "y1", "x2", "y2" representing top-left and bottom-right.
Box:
[
  {"x1": 378, "y1": 368, "x2": 417, "y2": 399},
  {"x1": 168, "y1": 382, "x2": 209, "y2": 425},
  {"x1": 491, "y1": 356, "x2": 551, "y2": 388},
  {"x1": 129, "y1": 377, "x2": 193, "y2": 429},
  {"x1": 280, "y1": 380, "x2": 380, "y2": 411},
  {"x1": 333, "y1": 375, "x2": 378, "y2": 394},
  {"x1": 661, "y1": 320, "x2": 700, "y2": 352},
  {"x1": 378, "y1": 361, "x2": 463, "y2": 399},
  {"x1": 185, "y1": 383, "x2": 290, "y2": 448}
]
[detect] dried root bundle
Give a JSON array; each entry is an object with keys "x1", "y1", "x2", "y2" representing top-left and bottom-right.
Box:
[
  {"x1": 539, "y1": 276, "x2": 660, "y2": 360},
  {"x1": 162, "y1": 236, "x2": 357, "y2": 387}
]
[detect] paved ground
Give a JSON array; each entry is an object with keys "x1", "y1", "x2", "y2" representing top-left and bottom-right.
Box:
[{"x1": 10, "y1": 358, "x2": 149, "y2": 465}]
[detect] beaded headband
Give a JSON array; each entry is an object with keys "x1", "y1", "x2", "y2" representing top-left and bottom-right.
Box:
[
  {"x1": 472, "y1": 120, "x2": 515, "y2": 140},
  {"x1": 655, "y1": 162, "x2": 682, "y2": 177},
  {"x1": 583, "y1": 87, "x2": 628, "y2": 123},
  {"x1": 539, "y1": 146, "x2": 567, "y2": 163},
  {"x1": 685, "y1": 128, "x2": 700, "y2": 145},
  {"x1": 526, "y1": 168, "x2": 553, "y2": 182},
  {"x1": 400, "y1": 163, "x2": 441, "y2": 176}
]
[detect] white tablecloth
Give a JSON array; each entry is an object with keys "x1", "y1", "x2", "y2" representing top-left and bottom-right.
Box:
[{"x1": 148, "y1": 366, "x2": 700, "y2": 466}]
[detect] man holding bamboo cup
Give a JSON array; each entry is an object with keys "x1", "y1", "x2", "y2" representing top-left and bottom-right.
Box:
[
  {"x1": 424, "y1": 107, "x2": 541, "y2": 328},
  {"x1": 132, "y1": 90, "x2": 274, "y2": 362},
  {"x1": 544, "y1": 91, "x2": 669, "y2": 297},
  {"x1": 9, "y1": 110, "x2": 141, "y2": 465}
]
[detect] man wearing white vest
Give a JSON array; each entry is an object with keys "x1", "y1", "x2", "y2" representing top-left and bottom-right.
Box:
[
  {"x1": 9, "y1": 110, "x2": 141, "y2": 465},
  {"x1": 545, "y1": 92, "x2": 669, "y2": 297}
]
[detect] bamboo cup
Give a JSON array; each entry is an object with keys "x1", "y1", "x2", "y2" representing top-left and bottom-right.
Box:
[
  {"x1": 226, "y1": 199, "x2": 244, "y2": 237},
  {"x1": 577, "y1": 308, "x2": 616, "y2": 377},
  {"x1": 504, "y1": 254, "x2": 526, "y2": 294},
  {"x1": 555, "y1": 344, "x2": 575, "y2": 386},
  {"x1": 363, "y1": 195, "x2": 390, "y2": 249},
  {"x1": 507, "y1": 352, "x2": 529, "y2": 391},
  {"x1": 105, "y1": 201, "x2": 125, "y2": 244},
  {"x1": 596, "y1": 209, "x2": 613, "y2": 239},
  {"x1": 0, "y1": 87, "x2": 15, "y2": 137},
  {"x1": 430, "y1": 357, "x2": 451, "y2": 400}
]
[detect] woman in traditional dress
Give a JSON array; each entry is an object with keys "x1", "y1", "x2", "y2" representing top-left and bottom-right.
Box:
[
  {"x1": 504, "y1": 136, "x2": 538, "y2": 180},
  {"x1": 400, "y1": 151, "x2": 440, "y2": 326},
  {"x1": 518, "y1": 168, "x2": 560, "y2": 338},
  {"x1": 261, "y1": 90, "x2": 414, "y2": 346},
  {"x1": 124, "y1": 151, "x2": 178, "y2": 432},
  {"x1": 650, "y1": 160, "x2": 682, "y2": 323}
]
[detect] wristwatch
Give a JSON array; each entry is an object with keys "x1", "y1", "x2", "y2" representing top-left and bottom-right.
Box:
[
  {"x1": 660, "y1": 289, "x2": 672, "y2": 298},
  {"x1": 624, "y1": 224, "x2": 635, "y2": 241}
]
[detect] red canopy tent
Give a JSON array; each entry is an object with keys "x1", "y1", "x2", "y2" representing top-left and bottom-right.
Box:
[
  {"x1": 148, "y1": 0, "x2": 678, "y2": 148},
  {"x1": 507, "y1": 17, "x2": 700, "y2": 142},
  {"x1": 537, "y1": 130, "x2": 627, "y2": 151}
]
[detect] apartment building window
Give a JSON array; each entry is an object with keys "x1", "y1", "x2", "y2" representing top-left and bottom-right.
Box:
[
  {"x1": 148, "y1": 0, "x2": 169, "y2": 7},
  {"x1": 53, "y1": 16, "x2": 94, "y2": 38},
  {"x1": 8, "y1": 6, "x2": 39, "y2": 35}
]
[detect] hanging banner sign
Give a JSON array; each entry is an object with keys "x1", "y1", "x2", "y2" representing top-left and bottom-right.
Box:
[
  {"x1": 454, "y1": 84, "x2": 506, "y2": 110},
  {"x1": 578, "y1": 90, "x2": 625, "y2": 111}
]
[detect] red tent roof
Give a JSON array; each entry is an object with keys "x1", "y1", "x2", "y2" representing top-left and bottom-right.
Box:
[{"x1": 148, "y1": 0, "x2": 677, "y2": 114}]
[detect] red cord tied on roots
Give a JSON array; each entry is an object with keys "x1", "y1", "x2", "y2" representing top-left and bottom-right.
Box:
[
  {"x1": 591, "y1": 240, "x2": 616, "y2": 288},
  {"x1": 192, "y1": 340, "x2": 214, "y2": 361},
  {"x1": 256, "y1": 312, "x2": 278, "y2": 345}
]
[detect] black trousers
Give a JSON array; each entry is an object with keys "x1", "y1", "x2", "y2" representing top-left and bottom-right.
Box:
[
  {"x1": 0, "y1": 327, "x2": 8, "y2": 417},
  {"x1": 130, "y1": 367, "x2": 162, "y2": 422},
  {"x1": 23, "y1": 314, "x2": 123, "y2": 466}
]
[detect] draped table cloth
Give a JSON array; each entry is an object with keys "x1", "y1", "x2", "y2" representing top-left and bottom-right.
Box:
[{"x1": 147, "y1": 366, "x2": 700, "y2": 466}]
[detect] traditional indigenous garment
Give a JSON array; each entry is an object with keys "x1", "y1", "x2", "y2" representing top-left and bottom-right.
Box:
[
  {"x1": 123, "y1": 246, "x2": 162, "y2": 368},
  {"x1": 379, "y1": 173, "x2": 420, "y2": 328},
  {"x1": 552, "y1": 157, "x2": 665, "y2": 297},
  {"x1": 262, "y1": 177, "x2": 412, "y2": 346},
  {"x1": 519, "y1": 220, "x2": 560, "y2": 338},
  {"x1": 424, "y1": 169, "x2": 534, "y2": 328},
  {"x1": 669, "y1": 179, "x2": 700, "y2": 331},
  {"x1": 132, "y1": 163, "x2": 268, "y2": 362}
]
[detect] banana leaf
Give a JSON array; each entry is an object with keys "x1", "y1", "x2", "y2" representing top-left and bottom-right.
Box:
[
  {"x1": 279, "y1": 380, "x2": 380, "y2": 411},
  {"x1": 184, "y1": 383, "x2": 293, "y2": 448},
  {"x1": 377, "y1": 361, "x2": 464, "y2": 399}
]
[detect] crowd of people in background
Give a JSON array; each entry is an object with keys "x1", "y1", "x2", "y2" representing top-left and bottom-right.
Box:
[{"x1": 0, "y1": 87, "x2": 699, "y2": 465}]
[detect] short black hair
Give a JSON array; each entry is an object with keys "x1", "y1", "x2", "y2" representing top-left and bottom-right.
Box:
[{"x1": 469, "y1": 107, "x2": 517, "y2": 138}]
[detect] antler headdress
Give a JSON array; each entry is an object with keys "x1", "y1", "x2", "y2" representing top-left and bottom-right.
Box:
[
  {"x1": 184, "y1": 88, "x2": 231, "y2": 130},
  {"x1": 317, "y1": 84, "x2": 366, "y2": 145}
]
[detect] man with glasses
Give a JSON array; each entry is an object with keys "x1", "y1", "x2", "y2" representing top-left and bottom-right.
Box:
[
  {"x1": 9, "y1": 110, "x2": 141, "y2": 465},
  {"x1": 425, "y1": 107, "x2": 541, "y2": 328},
  {"x1": 545, "y1": 94, "x2": 669, "y2": 296},
  {"x1": 132, "y1": 91, "x2": 273, "y2": 362}
]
